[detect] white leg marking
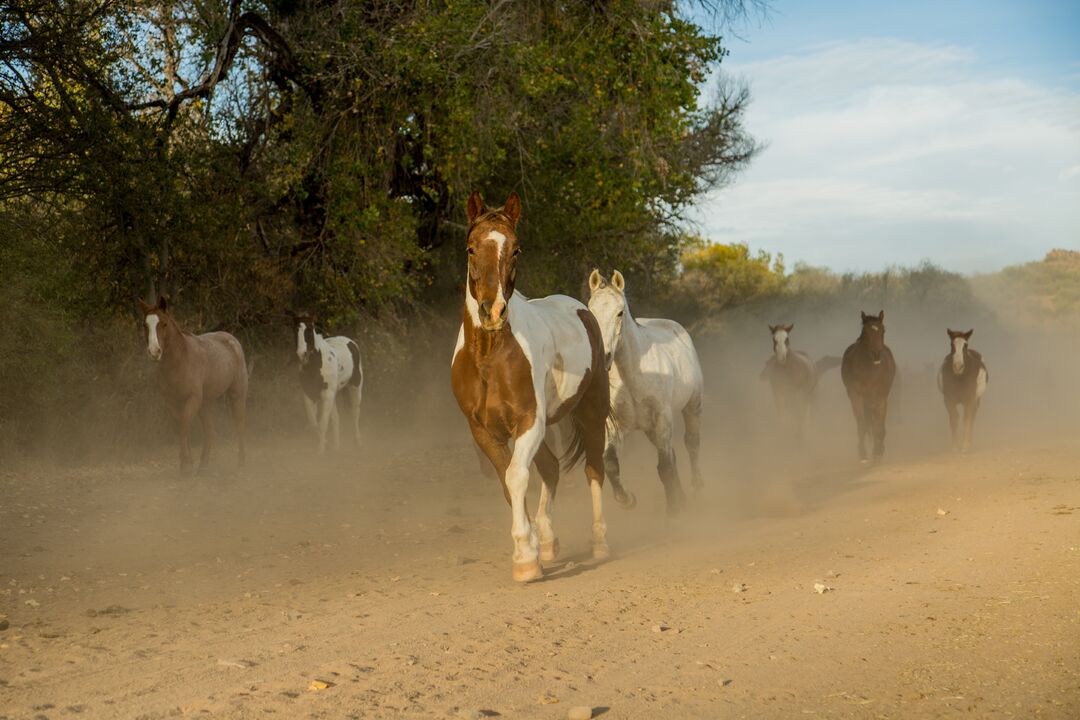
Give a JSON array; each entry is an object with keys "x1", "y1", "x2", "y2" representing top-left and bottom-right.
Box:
[
  {"x1": 590, "y1": 474, "x2": 608, "y2": 559},
  {"x1": 316, "y1": 389, "x2": 335, "y2": 454},
  {"x1": 507, "y1": 422, "x2": 543, "y2": 579},
  {"x1": 303, "y1": 394, "x2": 318, "y2": 429}
]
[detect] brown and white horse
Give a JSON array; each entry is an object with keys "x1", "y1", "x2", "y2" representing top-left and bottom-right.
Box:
[
  {"x1": 450, "y1": 191, "x2": 612, "y2": 583},
  {"x1": 138, "y1": 296, "x2": 249, "y2": 474},
  {"x1": 937, "y1": 328, "x2": 988, "y2": 452},
  {"x1": 760, "y1": 324, "x2": 840, "y2": 441},
  {"x1": 840, "y1": 311, "x2": 896, "y2": 463}
]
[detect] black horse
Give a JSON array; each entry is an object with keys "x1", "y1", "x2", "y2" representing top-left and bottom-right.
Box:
[{"x1": 841, "y1": 311, "x2": 897, "y2": 462}]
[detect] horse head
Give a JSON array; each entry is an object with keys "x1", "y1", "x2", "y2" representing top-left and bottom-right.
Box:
[
  {"x1": 464, "y1": 190, "x2": 522, "y2": 332},
  {"x1": 292, "y1": 311, "x2": 319, "y2": 364},
  {"x1": 768, "y1": 323, "x2": 794, "y2": 363},
  {"x1": 859, "y1": 310, "x2": 887, "y2": 364},
  {"x1": 947, "y1": 328, "x2": 973, "y2": 373},
  {"x1": 138, "y1": 295, "x2": 176, "y2": 362},
  {"x1": 588, "y1": 269, "x2": 629, "y2": 370}
]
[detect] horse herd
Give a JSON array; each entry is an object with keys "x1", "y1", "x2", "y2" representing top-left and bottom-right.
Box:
[{"x1": 137, "y1": 190, "x2": 990, "y2": 582}]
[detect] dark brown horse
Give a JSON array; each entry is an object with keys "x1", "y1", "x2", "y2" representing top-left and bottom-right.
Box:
[
  {"x1": 138, "y1": 296, "x2": 248, "y2": 474},
  {"x1": 840, "y1": 311, "x2": 896, "y2": 462},
  {"x1": 450, "y1": 191, "x2": 614, "y2": 583},
  {"x1": 760, "y1": 324, "x2": 841, "y2": 441},
  {"x1": 937, "y1": 328, "x2": 988, "y2": 452}
]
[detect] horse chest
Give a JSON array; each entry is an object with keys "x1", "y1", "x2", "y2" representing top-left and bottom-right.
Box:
[
  {"x1": 451, "y1": 339, "x2": 537, "y2": 439},
  {"x1": 299, "y1": 351, "x2": 329, "y2": 399}
]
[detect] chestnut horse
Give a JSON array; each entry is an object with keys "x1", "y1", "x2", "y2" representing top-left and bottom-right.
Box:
[
  {"x1": 840, "y1": 311, "x2": 896, "y2": 463},
  {"x1": 138, "y1": 296, "x2": 248, "y2": 474},
  {"x1": 450, "y1": 191, "x2": 612, "y2": 583},
  {"x1": 760, "y1": 324, "x2": 841, "y2": 441},
  {"x1": 937, "y1": 328, "x2": 988, "y2": 452}
]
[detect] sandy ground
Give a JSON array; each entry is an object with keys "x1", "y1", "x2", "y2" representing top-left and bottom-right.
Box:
[{"x1": 1, "y1": 424, "x2": 1078, "y2": 719}]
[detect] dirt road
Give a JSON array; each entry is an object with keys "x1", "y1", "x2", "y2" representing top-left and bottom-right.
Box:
[{"x1": 1, "y1": 431, "x2": 1078, "y2": 719}]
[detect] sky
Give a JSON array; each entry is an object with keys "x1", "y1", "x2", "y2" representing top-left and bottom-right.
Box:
[{"x1": 687, "y1": 0, "x2": 1080, "y2": 273}]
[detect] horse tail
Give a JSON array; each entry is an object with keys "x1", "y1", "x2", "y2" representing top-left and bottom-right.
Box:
[
  {"x1": 346, "y1": 339, "x2": 363, "y2": 388},
  {"x1": 559, "y1": 417, "x2": 587, "y2": 473}
]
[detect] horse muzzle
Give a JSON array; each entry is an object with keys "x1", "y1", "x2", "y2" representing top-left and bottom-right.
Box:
[{"x1": 148, "y1": 348, "x2": 162, "y2": 361}]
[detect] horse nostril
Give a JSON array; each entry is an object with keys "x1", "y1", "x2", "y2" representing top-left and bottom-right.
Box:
[{"x1": 479, "y1": 301, "x2": 492, "y2": 319}]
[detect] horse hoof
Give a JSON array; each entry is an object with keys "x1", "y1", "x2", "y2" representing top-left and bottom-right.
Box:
[
  {"x1": 592, "y1": 542, "x2": 611, "y2": 561},
  {"x1": 540, "y1": 540, "x2": 560, "y2": 564},
  {"x1": 512, "y1": 559, "x2": 543, "y2": 583},
  {"x1": 615, "y1": 490, "x2": 637, "y2": 510}
]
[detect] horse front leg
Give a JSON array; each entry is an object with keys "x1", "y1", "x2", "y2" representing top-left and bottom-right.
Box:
[
  {"x1": 848, "y1": 393, "x2": 868, "y2": 463},
  {"x1": 682, "y1": 398, "x2": 704, "y2": 492},
  {"x1": 962, "y1": 400, "x2": 978, "y2": 453},
  {"x1": 329, "y1": 398, "x2": 342, "y2": 452},
  {"x1": 176, "y1": 396, "x2": 200, "y2": 476},
  {"x1": 946, "y1": 401, "x2": 961, "y2": 451},
  {"x1": 315, "y1": 389, "x2": 335, "y2": 455},
  {"x1": 507, "y1": 423, "x2": 544, "y2": 582},
  {"x1": 533, "y1": 441, "x2": 561, "y2": 564},
  {"x1": 870, "y1": 398, "x2": 888, "y2": 461},
  {"x1": 603, "y1": 430, "x2": 637, "y2": 509},
  {"x1": 647, "y1": 411, "x2": 685, "y2": 516}
]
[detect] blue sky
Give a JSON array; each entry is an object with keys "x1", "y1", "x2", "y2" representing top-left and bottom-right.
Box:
[{"x1": 687, "y1": 0, "x2": 1080, "y2": 273}]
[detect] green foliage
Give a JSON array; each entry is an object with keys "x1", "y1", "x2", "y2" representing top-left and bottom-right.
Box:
[{"x1": 972, "y1": 249, "x2": 1080, "y2": 327}]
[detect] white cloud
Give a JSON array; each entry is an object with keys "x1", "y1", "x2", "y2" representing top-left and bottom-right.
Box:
[{"x1": 690, "y1": 39, "x2": 1080, "y2": 272}]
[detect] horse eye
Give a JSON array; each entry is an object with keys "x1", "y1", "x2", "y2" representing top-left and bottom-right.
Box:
[
  {"x1": 512, "y1": 248, "x2": 522, "y2": 257},
  {"x1": 617, "y1": 311, "x2": 624, "y2": 317},
  {"x1": 467, "y1": 247, "x2": 475, "y2": 256}
]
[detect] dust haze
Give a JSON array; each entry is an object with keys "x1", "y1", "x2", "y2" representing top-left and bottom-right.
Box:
[{"x1": 1, "y1": 287, "x2": 1078, "y2": 718}]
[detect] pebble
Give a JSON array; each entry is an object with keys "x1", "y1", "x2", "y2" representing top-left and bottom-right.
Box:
[
  {"x1": 0, "y1": 619, "x2": 8, "y2": 631},
  {"x1": 732, "y1": 583, "x2": 747, "y2": 593},
  {"x1": 813, "y1": 582, "x2": 833, "y2": 594},
  {"x1": 456, "y1": 709, "x2": 484, "y2": 720},
  {"x1": 216, "y1": 658, "x2": 251, "y2": 669},
  {"x1": 651, "y1": 624, "x2": 670, "y2": 633},
  {"x1": 568, "y1": 707, "x2": 594, "y2": 720}
]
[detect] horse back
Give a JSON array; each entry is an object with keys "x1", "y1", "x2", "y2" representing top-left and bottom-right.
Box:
[{"x1": 194, "y1": 331, "x2": 247, "y2": 396}]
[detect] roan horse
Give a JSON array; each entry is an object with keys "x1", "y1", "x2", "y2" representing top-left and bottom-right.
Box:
[
  {"x1": 450, "y1": 191, "x2": 614, "y2": 582},
  {"x1": 588, "y1": 270, "x2": 704, "y2": 514},
  {"x1": 937, "y1": 328, "x2": 988, "y2": 452},
  {"x1": 138, "y1": 296, "x2": 248, "y2": 474},
  {"x1": 840, "y1": 311, "x2": 897, "y2": 463},
  {"x1": 293, "y1": 314, "x2": 364, "y2": 454},
  {"x1": 760, "y1": 324, "x2": 840, "y2": 441}
]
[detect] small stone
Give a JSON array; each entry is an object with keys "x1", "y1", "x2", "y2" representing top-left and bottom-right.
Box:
[
  {"x1": 0, "y1": 619, "x2": 8, "y2": 631},
  {"x1": 825, "y1": 570, "x2": 840, "y2": 579},
  {"x1": 456, "y1": 709, "x2": 484, "y2": 720},
  {"x1": 24, "y1": 598, "x2": 39, "y2": 607},
  {"x1": 308, "y1": 679, "x2": 333, "y2": 691},
  {"x1": 651, "y1": 624, "x2": 669, "y2": 633},
  {"x1": 732, "y1": 583, "x2": 747, "y2": 593},
  {"x1": 813, "y1": 582, "x2": 833, "y2": 594},
  {"x1": 216, "y1": 658, "x2": 251, "y2": 668},
  {"x1": 710, "y1": 568, "x2": 722, "y2": 574},
  {"x1": 568, "y1": 707, "x2": 594, "y2": 720},
  {"x1": 936, "y1": 508, "x2": 949, "y2": 516},
  {"x1": 718, "y1": 678, "x2": 733, "y2": 688}
]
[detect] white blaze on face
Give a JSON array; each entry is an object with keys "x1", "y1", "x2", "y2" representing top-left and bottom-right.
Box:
[
  {"x1": 952, "y1": 336, "x2": 967, "y2": 373},
  {"x1": 487, "y1": 230, "x2": 508, "y2": 321},
  {"x1": 146, "y1": 314, "x2": 162, "y2": 360},
  {"x1": 587, "y1": 289, "x2": 624, "y2": 360},
  {"x1": 297, "y1": 323, "x2": 309, "y2": 362},
  {"x1": 773, "y1": 329, "x2": 789, "y2": 363}
]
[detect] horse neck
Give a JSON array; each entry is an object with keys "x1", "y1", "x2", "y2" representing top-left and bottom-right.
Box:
[
  {"x1": 160, "y1": 325, "x2": 191, "y2": 369},
  {"x1": 461, "y1": 308, "x2": 510, "y2": 362},
  {"x1": 614, "y1": 305, "x2": 647, "y2": 368}
]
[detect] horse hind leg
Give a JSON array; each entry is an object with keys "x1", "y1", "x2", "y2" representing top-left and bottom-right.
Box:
[
  {"x1": 962, "y1": 399, "x2": 978, "y2": 453},
  {"x1": 533, "y1": 441, "x2": 561, "y2": 564},
  {"x1": 848, "y1": 393, "x2": 868, "y2": 463},
  {"x1": 198, "y1": 406, "x2": 214, "y2": 471},
  {"x1": 349, "y1": 384, "x2": 362, "y2": 447},
  {"x1": 177, "y1": 396, "x2": 201, "y2": 476},
  {"x1": 682, "y1": 398, "x2": 704, "y2": 492}
]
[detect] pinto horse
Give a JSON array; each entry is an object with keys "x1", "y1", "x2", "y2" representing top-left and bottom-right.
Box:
[
  {"x1": 760, "y1": 324, "x2": 840, "y2": 441},
  {"x1": 138, "y1": 296, "x2": 248, "y2": 474},
  {"x1": 293, "y1": 314, "x2": 364, "y2": 454},
  {"x1": 588, "y1": 269, "x2": 704, "y2": 514},
  {"x1": 450, "y1": 191, "x2": 613, "y2": 583},
  {"x1": 840, "y1": 311, "x2": 896, "y2": 463},
  {"x1": 937, "y1": 329, "x2": 988, "y2": 452}
]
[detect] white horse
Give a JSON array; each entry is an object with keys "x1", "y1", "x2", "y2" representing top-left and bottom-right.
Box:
[
  {"x1": 587, "y1": 270, "x2": 705, "y2": 514},
  {"x1": 293, "y1": 314, "x2": 364, "y2": 454}
]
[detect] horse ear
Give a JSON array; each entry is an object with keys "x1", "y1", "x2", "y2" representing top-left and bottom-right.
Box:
[
  {"x1": 588, "y1": 269, "x2": 604, "y2": 294},
  {"x1": 466, "y1": 191, "x2": 486, "y2": 224},
  {"x1": 878, "y1": 310, "x2": 884, "y2": 321},
  {"x1": 964, "y1": 329, "x2": 974, "y2": 339},
  {"x1": 784, "y1": 323, "x2": 794, "y2": 333},
  {"x1": 861, "y1": 311, "x2": 869, "y2": 322},
  {"x1": 768, "y1": 324, "x2": 778, "y2": 333},
  {"x1": 611, "y1": 270, "x2": 625, "y2": 292},
  {"x1": 947, "y1": 328, "x2": 955, "y2": 338},
  {"x1": 503, "y1": 191, "x2": 522, "y2": 225},
  {"x1": 138, "y1": 298, "x2": 152, "y2": 314},
  {"x1": 157, "y1": 294, "x2": 169, "y2": 311}
]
